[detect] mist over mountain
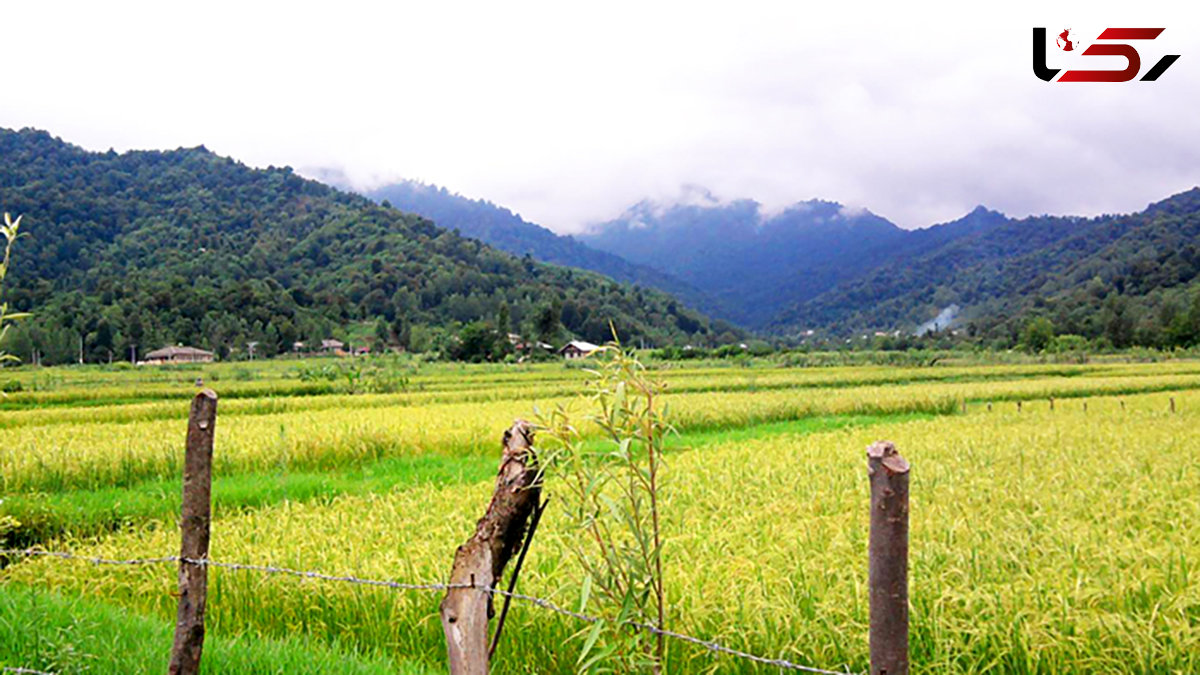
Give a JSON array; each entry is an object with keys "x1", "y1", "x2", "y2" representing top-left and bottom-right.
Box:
[
  {"x1": 364, "y1": 180, "x2": 713, "y2": 312},
  {"x1": 579, "y1": 187, "x2": 1200, "y2": 348},
  {"x1": 777, "y1": 188, "x2": 1200, "y2": 345},
  {"x1": 578, "y1": 190, "x2": 1004, "y2": 328},
  {"x1": 358, "y1": 176, "x2": 1200, "y2": 348}
]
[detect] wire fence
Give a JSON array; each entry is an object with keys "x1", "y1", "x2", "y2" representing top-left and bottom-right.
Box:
[{"x1": 1, "y1": 547, "x2": 857, "y2": 675}]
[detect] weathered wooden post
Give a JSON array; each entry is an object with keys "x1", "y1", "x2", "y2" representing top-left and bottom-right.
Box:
[
  {"x1": 1049, "y1": 397, "x2": 1054, "y2": 411},
  {"x1": 169, "y1": 389, "x2": 217, "y2": 675},
  {"x1": 867, "y1": 440, "x2": 910, "y2": 675},
  {"x1": 441, "y1": 420, "x2": 542, "y2": 675},
  {"x1": 1170, "y1": 397, "x2": 1176, "y2": 413}
]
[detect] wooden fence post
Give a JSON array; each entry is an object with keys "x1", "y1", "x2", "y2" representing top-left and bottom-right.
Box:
[
  {"x1": 1170, "y1": 397, "x2": 1176, "y2": 413},
  {"x1": 867, "y1": 441, "x2": 910, "y2": 675},
  {"x1": 169, "y1": 390, "x2": 217, "y2": 675},
  {"x1": 440, "y1": 420, "x2": 541, "y2": 675}
]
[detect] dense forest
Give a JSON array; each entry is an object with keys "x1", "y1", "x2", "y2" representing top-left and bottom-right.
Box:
[
  {"x1": 581, "y1": 184, "x2": 1200, "y2": 350},
  {"x1": 0, "y1": 128, "x2": 735, "y2": 365},
  {"x1": 774, "y1": 189, "x2": 1200, "y2": 350}
]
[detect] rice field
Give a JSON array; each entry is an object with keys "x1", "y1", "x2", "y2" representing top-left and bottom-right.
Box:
[{"x1": 2, "y1": 357, "x2": 1198, "y2": 674}]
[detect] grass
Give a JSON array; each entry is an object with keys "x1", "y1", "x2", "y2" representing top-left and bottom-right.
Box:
[
  {"x1": 1, "y1": 455, "x2": 499, "y2": 547},
  {"x1": 0, "y1": 584, "x2": 432, "y2": 674}
]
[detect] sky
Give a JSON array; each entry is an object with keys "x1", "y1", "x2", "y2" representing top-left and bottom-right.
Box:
[{"x1": 2, "y1": 1, "x2": 1198, "y2": 233}]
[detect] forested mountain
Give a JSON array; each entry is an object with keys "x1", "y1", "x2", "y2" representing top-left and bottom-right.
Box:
[
  {"x1": 578, "y1": 186, "x2": 1200, "y2": 348},
  {"x1": 772, "y1": 189, "x2": 1200, "y2": 347},
  {"x1": 579, "y1": 191, "x2": 1004, "y2": 327},
  {"x1": 0, "y1": 128, "x2": 730, "y2": 364},
  {"x1": 364, "y1": 181, "x2": 712, "y2": 311}
]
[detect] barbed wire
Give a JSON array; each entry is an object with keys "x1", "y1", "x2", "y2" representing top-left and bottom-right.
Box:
[
  {"x1": 1, "y1": 548, "x2": 856, "y2": 674},
  {"x1": 2, "y1": 667, "x2": 58, "y2": 674}
]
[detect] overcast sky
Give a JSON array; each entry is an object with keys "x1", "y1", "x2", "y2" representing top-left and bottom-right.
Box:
[{"x1": 3, "y1": 1, "x2": 1198, "y2": 232}]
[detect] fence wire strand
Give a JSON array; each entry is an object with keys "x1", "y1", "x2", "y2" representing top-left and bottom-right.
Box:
[
  {"x1": 3, "y1": 668, "x2": 58, "y2": 675},
  {"x1": 1, "y1": 548, "x2": 856, "y2": 674}
]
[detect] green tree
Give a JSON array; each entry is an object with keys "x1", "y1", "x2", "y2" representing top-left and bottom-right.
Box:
[
  {"x1": 1102, "y1": 296, "x2": 1135, "y2": 349},
  {"x1": 1019, "y1": 316, "x2": 1055, "y2": 353},
  {"x1": 126, "y1": 311, "x2": 145, "y2": 361},
  {"x1": 374, "y1": 317, "x2": 390, "y2": 350},
  {"x1": 534, "y1": 299, "x2": 562, "y2": 345},
  {"x1": 452, "y1": 321, "x2": 500, "y2": 362},
  {"x1": 538, "y1": 340, "x2": 669, "y2": 672},
  {"x1": 496, "y1": 302, "x2": 512, "y2": 335},
  {"x1": 91, "y1": 317, "x2": 115, "y2": 363},
  {"x1": 1168, "y1": 292, "x2": 1200, "y2": 347}
]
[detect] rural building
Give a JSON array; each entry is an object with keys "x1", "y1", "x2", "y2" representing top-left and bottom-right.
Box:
[
  {"x1": 142, "y1": 346, "x2": 215, "y2": 365},
  {"x1": 320, "y1": 339, "x2": 346, "y2": 355},
  {"x1": 558, "y1": 340, "x2": 600, "y2": 359},
  {"x1": 509, "y1": 333, "x2": 554, "y2": 353}
]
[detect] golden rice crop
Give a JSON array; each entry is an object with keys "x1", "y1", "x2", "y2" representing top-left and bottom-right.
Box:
[
  {"x1": 6, "y1": 389, "x2": 1198, "y2": 673},
  {"x1": 5, "y1": 369, "x2": 1200, "y2": 493}
]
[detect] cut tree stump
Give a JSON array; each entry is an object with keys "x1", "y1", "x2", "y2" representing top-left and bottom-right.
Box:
[{"x1": 440, "y1": 420, "x2": 542, "y2": 675}]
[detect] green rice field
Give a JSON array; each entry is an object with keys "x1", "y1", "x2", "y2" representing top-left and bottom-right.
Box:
[{"x1": 2, "y1": 356, "x2": 1198, "y2": 673}]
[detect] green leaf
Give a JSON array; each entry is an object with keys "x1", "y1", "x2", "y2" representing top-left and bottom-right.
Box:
[
  {"x1": 577, "y1": 642, "x2": 616, "y2": 673},
  {"x1": 576, "y1": 620, "x2": 604, "y2": 666},
  {"x1": 579, "y1": 573, "x2": 592, "y2": 613}
]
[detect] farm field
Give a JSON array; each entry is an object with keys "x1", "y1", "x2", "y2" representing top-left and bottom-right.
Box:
[{"x1": 2, "y1": 357, "x2": 1199, "y2": 674}]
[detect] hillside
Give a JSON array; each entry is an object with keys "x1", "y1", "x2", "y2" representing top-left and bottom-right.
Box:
[
  {"x1": 578, "y1": 191, "x2": 1001, "y2": 327},
  {"x1": 364, "y1": 181, "x2": 713, "y2": 312},
  {"x1": 773, "y1": 189, "x2": 1200, "y2": 346},
  {"x1": 578, "y1": 186, "x2": 1200, "y2": 346},
  {"x1": 0, "y1": 128, "x2": 728, "y2": 364}
]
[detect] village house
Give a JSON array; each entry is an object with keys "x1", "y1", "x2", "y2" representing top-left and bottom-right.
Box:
[
  {"x1": 141, "y1": 345, "x2": 215, "y2": 365},
  {"x1": 509, "y1": 333, "x2": 554, "y2": 353},
  {"x1": 558, "y1": 340, "x2": 600, "y2": 359},
  {"x1": 320, "y1": 339, "x2": 346, "y2": 356}
]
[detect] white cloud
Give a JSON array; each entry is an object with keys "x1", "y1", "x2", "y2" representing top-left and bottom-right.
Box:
[{"x1": 1, "y1": 0, "x2": 1197, "y2": 233}]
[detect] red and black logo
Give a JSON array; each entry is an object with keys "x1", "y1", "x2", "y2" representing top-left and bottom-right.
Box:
[{"x1": 1033, "y1": 27, "x2": 1180, "y2": 82}]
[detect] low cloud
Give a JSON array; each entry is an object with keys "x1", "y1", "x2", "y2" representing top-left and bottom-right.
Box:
[{"x1": 3, "y1": 2, "x2": 1197, "y2": 234}]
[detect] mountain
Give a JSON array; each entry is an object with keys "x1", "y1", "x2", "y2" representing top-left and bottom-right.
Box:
[
  {"x1": 578, "y1": 189, "x2": 1004, "y2": 327},
  {"x1": 364, "y1": 181, "x2": 712, "y2": 311},
  {"x1": 0, "y1": 128, "x2": 728, "y2": 364},
  {"x1": 773, "y1": 189, "x2": 1200, "y2": 346},
  {"x1": 578, "y1": 185, "x2": 1200, "y2": 347}
]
